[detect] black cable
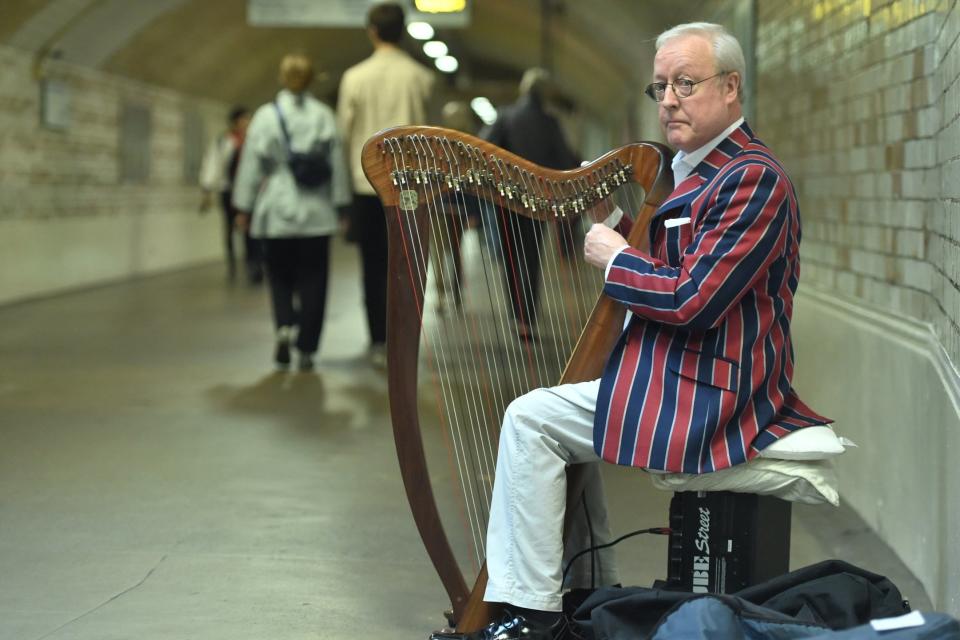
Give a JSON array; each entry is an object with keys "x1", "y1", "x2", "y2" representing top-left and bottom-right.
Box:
[{"x1": 561, "y1": 526, "x2": 672, "y2": 587}]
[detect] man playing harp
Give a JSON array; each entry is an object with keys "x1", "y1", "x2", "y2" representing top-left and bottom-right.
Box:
[{"x1": 443, "y1": 22, "x2": 831, "y2": 640}]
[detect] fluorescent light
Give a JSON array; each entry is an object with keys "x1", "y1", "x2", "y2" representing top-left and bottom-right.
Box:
[
  {"x1": 423, "y1": 40, "x2": 448, "y2": 58},
  {"x1": 470, "y1": 97, "x2": 493, "y2": 112},
  {"x1": 407, "y1": 22, "x2": 435, "y2": 40},
  {"x1": 470, "y1": 97, "x2": 497, "y2": 125},
  {"x1": 415, "y1": 0, "x2": 466, "y2": 12},
  {"x1": 435, "y1": 55, "x2": 459, "y2": 73}
]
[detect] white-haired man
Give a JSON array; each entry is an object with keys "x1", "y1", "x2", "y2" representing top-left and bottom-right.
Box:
[{"x1": 438, "y1": 22, "x2": 830, "y2": 640}]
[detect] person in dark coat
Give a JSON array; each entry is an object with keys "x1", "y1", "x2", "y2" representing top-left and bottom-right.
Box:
[{"x1": 482, "y1": 68, "x2": 580, "y2": 340}]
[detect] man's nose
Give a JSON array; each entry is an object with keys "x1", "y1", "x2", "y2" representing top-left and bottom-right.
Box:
[{"x1": 660, "y1": 85, "x2": 680, "y2": 108}]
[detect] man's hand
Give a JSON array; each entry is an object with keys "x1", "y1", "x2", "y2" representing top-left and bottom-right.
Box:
[
  {"x1": 235, "y1": 211, "x2": 250, "y2": 232},
  {"x1": 584, "y1": 223, "x2": 629, "y2": 269},
  {"x1": 199, "y1": 193, "x2": 212, "y2": 214}
]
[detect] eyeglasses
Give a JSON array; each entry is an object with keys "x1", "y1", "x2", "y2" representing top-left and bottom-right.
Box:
[{"x1": 644, "y1": 72, "x2": 727, "y2": 102}]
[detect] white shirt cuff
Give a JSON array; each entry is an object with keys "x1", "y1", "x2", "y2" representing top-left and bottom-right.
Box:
[{"x1": 604, "y1": 245, "x2": 630, "y2": 280}]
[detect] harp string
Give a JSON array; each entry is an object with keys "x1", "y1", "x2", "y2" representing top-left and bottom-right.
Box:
[
  {"x1": 426, "y1": 134, "x2": 505, "y2": 568},
  {"x1": 422, "y1": 136, "x2": 498, "y2": 569},
  {"x1": 415, "y1": 136, "x2": 492, "y2": 571},
  {"x1": 388, "y1": 137, "x2": 487, "y2": 572}
]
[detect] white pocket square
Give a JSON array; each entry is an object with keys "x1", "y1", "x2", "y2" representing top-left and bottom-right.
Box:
[{"x1": 663, "y1": 216, "x2": 691, "y2": 228}]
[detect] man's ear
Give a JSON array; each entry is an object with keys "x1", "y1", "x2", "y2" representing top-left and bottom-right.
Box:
[{"x1": 725, "y1": 72, "x2": 741, "y2": 103}]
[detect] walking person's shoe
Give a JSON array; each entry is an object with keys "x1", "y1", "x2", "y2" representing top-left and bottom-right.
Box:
[
  {"x1": 274, "y1": 326, "x2": 293, "y2": 369},
  {"x1": 297, "y1": 351, "x2": 314, "y2": 372},
  {"x1": 368, "y1": 343, "x2": 387, "y2": 369}
]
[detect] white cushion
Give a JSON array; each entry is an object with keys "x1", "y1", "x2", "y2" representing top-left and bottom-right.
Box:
[
  {"x1": 647, "y1": 457, "x2": 839, "y2": 506},
  {"x1": 759, "y1": 425, "x2": 855, "y2": 461}
]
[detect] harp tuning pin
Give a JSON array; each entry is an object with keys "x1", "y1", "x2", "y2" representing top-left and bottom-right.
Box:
[
  {"x1": 521, "y1": 193, "x2": 529, "y2": 208},
  {"x1": 391, "y1": 170, "x2": 399, "y2": 186},
  {"x1": 498, "y1": 183, "x2": 506, "y2": 197},
  {"x1": 602, "y1": 181, "x2": 610, "y2": 195}
]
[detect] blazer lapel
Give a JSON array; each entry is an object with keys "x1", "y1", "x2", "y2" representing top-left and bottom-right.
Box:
[
  {"x1": 654, "y1": 173, "x2": 706, "y2": 217},
  {"x1": 654, "y1": 122, "x2": 755, "y2": 220}
]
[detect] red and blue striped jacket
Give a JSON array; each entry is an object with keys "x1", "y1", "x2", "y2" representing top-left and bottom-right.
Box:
[{"x1": 594, "y1": 122, "x2": 831, "y2": 473}]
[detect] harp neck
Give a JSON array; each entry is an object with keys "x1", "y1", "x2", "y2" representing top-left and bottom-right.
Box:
[{"x1": 362, "y1": 126, "x2": 672, "y2": 215}]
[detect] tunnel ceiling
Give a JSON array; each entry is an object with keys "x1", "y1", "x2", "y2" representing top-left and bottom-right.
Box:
[{"x1": 1, "y1": 0, "x2": 716, "y2": 114}]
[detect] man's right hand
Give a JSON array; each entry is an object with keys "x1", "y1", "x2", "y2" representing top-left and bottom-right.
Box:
[{"x1": 584, "y1": 223, "x2": 629, "y2": 270}]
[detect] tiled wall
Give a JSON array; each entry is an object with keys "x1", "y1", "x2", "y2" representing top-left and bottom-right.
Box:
[
  {"x1": 755, "y1": 0, "x2": 959, "y2": 362},
  {"x1": 753, "y1": 0, "x2": 960, "y2": 613},
  {"x1": 0, "y1": 44, "x2": 225, "y2": 304}
]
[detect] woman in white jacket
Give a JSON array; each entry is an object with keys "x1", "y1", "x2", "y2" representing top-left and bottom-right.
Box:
[{"x1": 233, "y1": 54, "x2": 352, "y2": 370}]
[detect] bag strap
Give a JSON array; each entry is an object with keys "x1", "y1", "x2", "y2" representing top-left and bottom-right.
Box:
[{"x1": 273, "y1": 102, "x2": 292, "y2": 152}]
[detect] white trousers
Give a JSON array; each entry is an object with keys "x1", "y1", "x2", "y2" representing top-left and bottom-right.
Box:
[{"x1": 483, "y1": 379, "x2": 620, "y2": 612}]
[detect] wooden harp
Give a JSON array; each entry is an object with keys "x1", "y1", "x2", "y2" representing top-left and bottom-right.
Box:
[{"x1": 361, "y1": 126, "x2": 672, "y2": 633}]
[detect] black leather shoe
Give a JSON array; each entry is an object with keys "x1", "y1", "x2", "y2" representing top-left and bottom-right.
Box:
[{"x1": 430, "y1": 613, "x2": 565, "y2": 640}]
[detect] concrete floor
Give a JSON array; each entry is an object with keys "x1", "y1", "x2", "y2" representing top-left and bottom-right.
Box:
[{"x1": 0, "y1": 238, "x2": 931, "y2": 640}]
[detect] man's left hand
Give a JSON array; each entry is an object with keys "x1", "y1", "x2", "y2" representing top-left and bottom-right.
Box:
[{"x1": 584, "y1": 223, "x2": 629, "y2": 269}]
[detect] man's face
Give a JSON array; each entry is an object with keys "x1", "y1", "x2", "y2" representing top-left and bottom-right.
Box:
[
  {"x1": 232, "y1": 114, "x2": 251, "y2": 136},
  {"x1": 653, "y1": 34, "x2": 740, "y2": 153}
]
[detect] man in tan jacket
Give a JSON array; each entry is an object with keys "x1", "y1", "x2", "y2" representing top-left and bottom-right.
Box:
[{"x1": 337, "y1": 2, "x2": 434, "y2": 367}]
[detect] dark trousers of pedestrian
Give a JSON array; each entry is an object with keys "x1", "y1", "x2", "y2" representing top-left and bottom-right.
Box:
[
  {"x1": 262, "y1": 236, "x2": 330, "y2": 355},
  {"x1": 220, "y1": 191, "x2": 263, "y2": 283},
  {"x1": 351, "y1": 195, "x2": 388, "y2": 347},
  {"x1": 498, "y1": 212, "x2": 545, "y2": 332}
]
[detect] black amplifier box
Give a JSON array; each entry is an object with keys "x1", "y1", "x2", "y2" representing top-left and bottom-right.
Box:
[{"x1": 665, "y1": 491, "x2": 792, "y2": 593}]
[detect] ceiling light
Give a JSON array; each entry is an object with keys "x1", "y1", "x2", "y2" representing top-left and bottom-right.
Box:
[
  {"x1": 470, "y1": 97, "x2": 497, "y2": 125},
  {"x1": 423, "y1": 40, "x2": 448, "y2": 58},
  {"x1": 407, "y1": 22, "x2": 435, "y2": 40},
  {"x1": 415, "y1": 0, "x2": 466, "y2": 12},
  {"x1": 435, "y1": 55, "x2": 459, "y2": 73}
]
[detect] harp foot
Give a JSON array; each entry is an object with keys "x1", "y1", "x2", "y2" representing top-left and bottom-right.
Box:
[{"x1": 443, "y1": 609, "x2": 457, "y2": 628}]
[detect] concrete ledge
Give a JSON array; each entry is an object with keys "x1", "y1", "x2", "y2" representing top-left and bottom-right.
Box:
[
  {"x1": 792, "y1": 287, "x2": 960, "y2": 616},
  {"x1": 0, "y1": 210, "x2": 221, "y2": 305}
]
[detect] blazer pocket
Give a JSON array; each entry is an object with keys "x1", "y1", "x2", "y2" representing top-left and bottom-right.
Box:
[
  {"x1": 677, "y1": 221, "x2": 695, "y2": 253},
  {"x1": 669, "y1": 355, "x2": 738, "y2": 393}
]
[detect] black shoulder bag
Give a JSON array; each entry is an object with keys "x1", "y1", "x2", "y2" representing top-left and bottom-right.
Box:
[{"x1": 273, "y1": 102, "x2": 331, "y2": 189}]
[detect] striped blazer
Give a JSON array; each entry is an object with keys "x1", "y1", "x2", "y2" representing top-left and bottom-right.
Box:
[{"x1": 594, "y1": 122, "x2": 831, "y2": 474}]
